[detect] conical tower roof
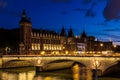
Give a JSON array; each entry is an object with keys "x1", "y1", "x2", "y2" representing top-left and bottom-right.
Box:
[
  {"x1": 20, "y1": 10, "x2": 31, "y2": 23},
  {"x1": 60, "y1": 26, "x2": 66, "y2": 37},
  {"x1": 68, "y1": 28, "x2": 74, "y2": 37},
  {"x1": 80, "y1": 30, "x2": 87, "y2": 38}
]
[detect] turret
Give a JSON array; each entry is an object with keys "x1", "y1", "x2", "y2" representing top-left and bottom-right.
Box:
[
  {"x1": 20, "y1": 10, "x2": 31, "y2": 23},
  {"x1": 79, "y1": 30, "x2": 87, "y2": 43},
  {"x1": 80, "y1": 30, "x2": 87, "y2": 39},
  {"x1": 60, "y1": 26, "x2": 66, "y2": 37},
  {"x1": 60, "y1": 26, "x2": 67, "y2": 51},
  {"x1": 22, "y1": 9, "x2": 26, "y2": 18},
  {"x1": 68, "y1": 28, "x2": 74, "y2": 37}
]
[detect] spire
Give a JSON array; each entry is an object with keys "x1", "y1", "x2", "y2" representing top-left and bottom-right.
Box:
[
  {"x1": 20, "y1": 9, "x2": 27, "y2": 23},
  {"x1": 60, "y1": 26, "x2": 66, "y2": 37},
  {"x1": 22, "y1": 9, "x2": 26, "y2": 18},
  {"x1": 20, "y1": 10, "x2": 31, "y2": 23},
  {"x1": 68, "y1": 28, "x2": 74, "y2": 37},
  {"x1": 80, "y1": 29, "x2": 87, "y2": 38}
]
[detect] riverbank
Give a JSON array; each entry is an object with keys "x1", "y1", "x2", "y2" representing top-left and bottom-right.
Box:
[{"x1": 99, "y1": 77, "x2": 120, "y2": 80}]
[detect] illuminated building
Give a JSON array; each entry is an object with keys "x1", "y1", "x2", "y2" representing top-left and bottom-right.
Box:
[
  {"x1": 19, "y1": 10, "x2": 113, "y2": 54},
  {"x1": 19, "y1": 10, "x2": 62, "y2": 54},
  {"x1": 75, "y1": 30, "x2": 113, "y2": 54}
]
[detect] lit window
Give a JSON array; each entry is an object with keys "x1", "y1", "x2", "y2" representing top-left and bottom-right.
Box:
[
  {"x1": 32, "y1": 43, "x2": 34, "y2": 50},
  {"x1": 35, "y1": 44, "x2": 37, "y2": 50},
  {"x1": 38, "y1": 44, "x2": 40, "y2": 50}
]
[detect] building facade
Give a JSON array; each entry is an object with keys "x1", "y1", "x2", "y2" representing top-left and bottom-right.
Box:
[{"x1": 19, "y1": 10, "x2": 113, "y2": 55}]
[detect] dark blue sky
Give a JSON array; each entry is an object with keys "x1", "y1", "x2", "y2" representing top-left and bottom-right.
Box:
[{"x1": 0, "y1": 0, "x2": 120, "y2": 44}]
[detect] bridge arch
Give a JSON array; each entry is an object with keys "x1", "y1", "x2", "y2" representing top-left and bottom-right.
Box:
[
  {"x1": 2, "y1": 59, "x2": 34, "y2": 68},
  {"x1": 46, "y1": 59, "x2": 87, "y2": 66},
  {"x1": 42, "y1": 59, "x2": 92, "y2": 80},
  {"x1": 43, "y1": 59, "x2": 87, "y2": 71},
  {"x1": 103, "y1": 61, "x2": 120, "y2": 77}
]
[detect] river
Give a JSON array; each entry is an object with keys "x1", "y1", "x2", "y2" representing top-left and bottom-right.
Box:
[
  {"x1": 0, "y1": 66, "x2": 119, "y2": 80},
  {"x1": 0, "y1": 65, "x2": 93, "y2": 80}
]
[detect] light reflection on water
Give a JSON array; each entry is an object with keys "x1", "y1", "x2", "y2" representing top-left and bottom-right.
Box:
[
  {"x1": 0, "y1": 66, "x2": 92, "y2": 80},
  {"x1": 0, "y1": 70, "x2": 35, "y2": 80},
  {"x1": 0, "y1": 70, "x2": 72, "y2": 80}
]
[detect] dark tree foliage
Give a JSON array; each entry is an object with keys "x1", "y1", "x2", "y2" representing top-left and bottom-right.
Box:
[{"x1": 0, "y1": 28, "x2": 20, "y2": 53}]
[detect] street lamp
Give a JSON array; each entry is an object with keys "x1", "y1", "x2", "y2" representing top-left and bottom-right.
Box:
[
  {"x1": 113, "y1": 44, "x2": 117, "y2": 53},
  {"x1": 5, "y1": 47, "x2": 10, "y2": 55},
  {"x1": 100, "y1": 43, "x2": 103, "y2": 47},
  {"x1": 93, "y1": 60, "x2": 101, "y2": 80},
  {"x1": 113, "y1": 44, "x2": 117, "y2": 48},
  {"x1": 100, "y1": 43, "x2": 103, "y2": 54}
]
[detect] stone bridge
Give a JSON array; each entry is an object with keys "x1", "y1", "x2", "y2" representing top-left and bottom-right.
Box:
[{"x1": 0, "y1": 54, "x2": 120, "y2": 75}]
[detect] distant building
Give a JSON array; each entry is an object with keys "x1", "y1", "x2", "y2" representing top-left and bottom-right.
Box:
[{"x1": 75, "y1": 30, "x2": 113, "y2": 54}]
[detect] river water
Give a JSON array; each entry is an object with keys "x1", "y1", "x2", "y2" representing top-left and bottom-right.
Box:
[{"x1": 0, "y1": 65, "x2": 93, "y2": 80}]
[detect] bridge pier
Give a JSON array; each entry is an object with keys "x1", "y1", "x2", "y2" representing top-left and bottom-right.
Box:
[
  {"x1": 36, "y1": 66, "x2": 43, "y2": 72},
  {"x1": 92, "y1": 69, "x2": 102, "y2": 80},
  {"x1": 0, "y1": 57, "x2": 2, "y2": 68}
]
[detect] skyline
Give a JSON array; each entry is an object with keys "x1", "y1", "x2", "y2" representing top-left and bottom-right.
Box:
[{"x1": 0, "y1": 0, "x2": 120, "y2": 44}]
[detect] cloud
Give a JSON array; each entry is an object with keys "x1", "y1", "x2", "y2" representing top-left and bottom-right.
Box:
[
  {"x1": 80, "y1": 0, "x2": 97, "y2": 18},
  {"x1": 82, "y1": 0, "x2": 92, "y2": 4},
  {"x1": 94, "y1": 23, "x2": 112, "y2": 27},
  {"x1": 90, "y1": 32, "x2": 120, "y2": 40},
  {"x1": 85, "y1": 9, "x2": 96, "y2": 18},
  {"x1": 103, "y1": 0, "x2": 120, "y2": 20},
  {"x1": 72, "y1": 8, "x2": 96, "y2": 18},
  {"x1": 72, "y1": 8, "x2": 88, "y2": 12},
  {"x1": 49, "y1": 0, "x2": 72, "y2": 3},
  {"x1": 0, "y1": 0, "x2": 7, "y2": 8},
  {"x1": 103, "y1": 28, "x2": 120, "y2": 32}
]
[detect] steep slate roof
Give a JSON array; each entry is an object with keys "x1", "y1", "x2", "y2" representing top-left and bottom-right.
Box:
[{"x1": 32, "y1": 29, "x2": 59, "y2": 35}]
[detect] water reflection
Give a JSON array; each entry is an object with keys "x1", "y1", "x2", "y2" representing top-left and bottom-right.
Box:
[
  {"x1": 72, "y1": 64, "x2": 80, "y2": 80},
  {"x1": 34, "y1": 76, "x2": 68, "y2": 80},
  {"x1": 72, "y1": 64, "x2": 92, "y2": 80},
  {"x1": 0, "y1": 66, "x2": 92, "y2": 80},
  {"x1": 1, "y1": 70, "x2": 35, "y2": 80}
]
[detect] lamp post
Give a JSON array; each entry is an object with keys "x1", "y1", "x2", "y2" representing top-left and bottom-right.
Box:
[
  {"x1": 93, "y1": 60, "x2": 101, "y2": 80},
  {"x1": 100, "y1": 43, "x2": 103, "y2": 54},
  {"x1": 5, "y1": 47, "x2": 10, "y2": 55},
  {"x1": 113, "y1": 44, "x2": 117, "y2": 53}
]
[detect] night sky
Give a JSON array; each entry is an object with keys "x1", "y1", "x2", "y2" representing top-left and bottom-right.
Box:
[{"x1": 0, "y1": 0, "x2": 120, "y2": 44}]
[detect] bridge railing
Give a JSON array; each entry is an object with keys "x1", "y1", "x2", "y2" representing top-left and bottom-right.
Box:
[{"x1": 1, "y1": 53, "x2": 120, "y2": 57}]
